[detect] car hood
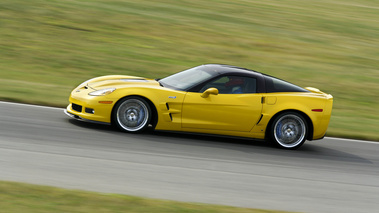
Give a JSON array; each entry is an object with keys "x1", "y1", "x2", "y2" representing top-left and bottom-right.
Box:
[{"x1": 85, "y1": 75, "x2": 160, "y2": 89}]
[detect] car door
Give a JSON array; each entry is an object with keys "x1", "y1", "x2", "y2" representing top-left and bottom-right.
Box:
[{"x1": 181, "y1": 75, "x2": 263, "y2": 132}]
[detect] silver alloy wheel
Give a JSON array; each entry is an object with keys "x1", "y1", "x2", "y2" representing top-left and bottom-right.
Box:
[
  {"x1": 273, "y1": 114, "x2": 306, "y2": 148},
  {"x1": 116, "y1": 99, "x2": 149, "y2": 132}
]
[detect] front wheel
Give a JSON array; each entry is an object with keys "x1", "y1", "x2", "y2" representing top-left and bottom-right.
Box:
[
  {"x1": 269, "y1": 112, "x2": 308, "y2": 149},
  {"x1": 113, "y1": 97, "x2": 151, "y2": 133}
]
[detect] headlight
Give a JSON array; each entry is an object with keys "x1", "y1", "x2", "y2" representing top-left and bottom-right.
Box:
[{"x1": 88, "y1": 88, "x2": 116, "y2": 96}]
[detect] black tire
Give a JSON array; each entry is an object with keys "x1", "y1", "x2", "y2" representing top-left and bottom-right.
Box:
[
  {"x1": 269, "y1": 112, "x2": 308, "y2": 149},
  {"x1": 113, "y1": 96, "x2": 151, "y2": 133}
]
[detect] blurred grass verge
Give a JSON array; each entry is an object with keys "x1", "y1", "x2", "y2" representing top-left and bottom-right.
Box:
[
  {"x1": 0, "y1": 181, "x2": 290, "y2": 213},
  {"x1": 0, "y1": 0, "x2": 378, "y2": 141}
]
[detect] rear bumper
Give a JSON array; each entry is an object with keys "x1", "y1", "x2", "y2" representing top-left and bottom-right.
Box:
[
  {"x1": 312, "y1": 94, "x2": 333, "y2": 140},
  {"x1": 309, "y1": 133, "x2": 326, "y2": 141}
]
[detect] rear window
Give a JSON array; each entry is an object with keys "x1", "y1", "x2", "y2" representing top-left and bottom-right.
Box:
[{"x1": 265, "y1": 76, "x2": 309, "y2": 93}]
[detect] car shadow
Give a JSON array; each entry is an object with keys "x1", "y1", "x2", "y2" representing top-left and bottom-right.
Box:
[
  {"x1": 152, "y1": 130, "x2": 372, "y2": 164},
  {"x1": 66, "y1": 118, "x2": 372, "y2": 164},
  {"x1": 67, "y1": 118, "x2": 116, "y2": 131}
]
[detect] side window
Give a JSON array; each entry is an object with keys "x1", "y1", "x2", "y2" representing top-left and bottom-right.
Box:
[
  {"x1": 200, "y1": 76, "x2": 256, "y2": 94},
  {"x1": 265, "y1": 76, "x2": 308, "y2": 93}
]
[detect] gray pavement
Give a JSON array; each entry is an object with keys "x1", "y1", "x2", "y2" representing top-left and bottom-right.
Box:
[{"x1": 1, "y1": 101, "x2": 378, "y2": 213}]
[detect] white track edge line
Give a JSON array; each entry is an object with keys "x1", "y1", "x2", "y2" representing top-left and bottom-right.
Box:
[
  {"x1": 325, "y1": 137, "x2": 378, "y2": 144},
  {"x1": 0, "y1": 101, "x2": 64, "y2": 110}
]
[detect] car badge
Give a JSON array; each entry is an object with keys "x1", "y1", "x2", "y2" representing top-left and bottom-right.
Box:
[{"x1": 168, "y1": 96, "x2": 176, "y2": 99}]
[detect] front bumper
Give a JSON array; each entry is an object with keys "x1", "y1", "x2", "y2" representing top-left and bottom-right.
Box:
[
  {"x1": 64, "y1": 109, "x2": 110, "y2": 125},
  {"x1": 66, "y1": 89, "x2": 117, "y2": 124}
]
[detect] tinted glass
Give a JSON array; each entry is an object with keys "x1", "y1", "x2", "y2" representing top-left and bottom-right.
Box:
[
  {"x1": 265, "y1": 76, "x2": 309, "y2": 93},
  {"x1": 200, "y1": 76, "x2": 257, "y2": 94}
]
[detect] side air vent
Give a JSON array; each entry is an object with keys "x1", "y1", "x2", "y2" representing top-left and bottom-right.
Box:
[{"x1": 256, "y1": 114, "x2": 263, "y2": 124}]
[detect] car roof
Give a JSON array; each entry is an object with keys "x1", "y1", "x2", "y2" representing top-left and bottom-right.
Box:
[{"x1": 200, "y1": 64, "x2": 263, "y2": 76}]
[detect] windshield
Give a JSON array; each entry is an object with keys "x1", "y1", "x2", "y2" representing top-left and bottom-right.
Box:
[{"x1": 159, "y1": 66, "x2": 219, "y2": 90}]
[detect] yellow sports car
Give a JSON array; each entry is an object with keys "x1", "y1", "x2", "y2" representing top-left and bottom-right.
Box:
[{"x1": 65, "y1": 64, "x2": 333, "y2": 149}]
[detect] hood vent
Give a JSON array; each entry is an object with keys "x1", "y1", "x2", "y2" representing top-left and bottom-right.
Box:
[{"x1": 120, "y1": 79, "x2": 148, "y2": 82}]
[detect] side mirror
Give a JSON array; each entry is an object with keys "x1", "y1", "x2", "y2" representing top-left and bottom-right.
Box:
[{"x1": 201, "y1": 88, "x2": 219, "y2": 98}]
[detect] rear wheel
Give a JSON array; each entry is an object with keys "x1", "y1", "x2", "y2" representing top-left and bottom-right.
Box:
[
  {"x1": 113, "y1": 97, "x2": 151, "y2": 133},
  {"x1": 270, "y1": 112, "x2": 308, "y2": 149}
]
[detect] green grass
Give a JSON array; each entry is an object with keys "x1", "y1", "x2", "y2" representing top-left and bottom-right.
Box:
[
  {"x1": 0, "y1": 181, "x2": 290, "y2": 213},
  {"x1": 0, "y1": 0, "x2": 378, "y2": 140}
]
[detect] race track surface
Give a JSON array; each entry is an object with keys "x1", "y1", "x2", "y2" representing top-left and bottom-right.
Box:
[{"x1": 1, "y1": 101, "x2": 378, "y2": 213}]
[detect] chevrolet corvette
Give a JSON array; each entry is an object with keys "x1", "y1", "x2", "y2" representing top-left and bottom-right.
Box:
[{"x1": 65, "y1": 64, "x2": 333, "y2": 149}]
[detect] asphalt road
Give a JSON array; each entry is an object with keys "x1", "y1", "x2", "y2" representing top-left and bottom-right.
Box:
[{"x1": 1, "y1": 101, "x2": 378, "y2": 213}]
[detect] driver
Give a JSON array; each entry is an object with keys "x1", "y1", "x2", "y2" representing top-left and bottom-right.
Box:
[{"x1": 225, "y1": 77, "x2": 244, "y2": 94}]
